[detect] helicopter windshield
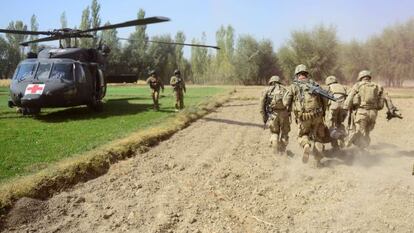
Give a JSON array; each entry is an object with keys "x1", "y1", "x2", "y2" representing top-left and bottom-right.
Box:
[
  {"x1": 35, "y1": 63, "x2": 52, "y2": 81},
  {"x1": 50, "y1": 63, "x2": 73, "y2": 81},
  {"x1": 33, "y1": 62, "x2": 74, "y2": 81},
  {"x1": 13, "y1": 62, "x2": 37, "y2": 81}
]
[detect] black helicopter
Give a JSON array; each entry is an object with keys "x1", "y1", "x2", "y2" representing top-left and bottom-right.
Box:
[{"x1": 0, "y1": 16, "x2": 219, "y2": 115}]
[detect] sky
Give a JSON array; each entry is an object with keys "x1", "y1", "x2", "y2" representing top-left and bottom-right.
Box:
[{"x1": 1, "y1": 0, "x2": 413, "y2": 57}]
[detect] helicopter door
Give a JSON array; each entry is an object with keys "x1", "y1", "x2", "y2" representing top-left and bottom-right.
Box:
[
  {"x1": 75, "y1": 63, "x2": 91, "y2": 102},
  {"x1": 96, "y1": 69, "x2": 106, "y2": 100}
]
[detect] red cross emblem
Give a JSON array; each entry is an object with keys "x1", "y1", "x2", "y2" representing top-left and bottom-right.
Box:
[{"x1": 25, "y1": 84, "x2": 45, "y2": 95}]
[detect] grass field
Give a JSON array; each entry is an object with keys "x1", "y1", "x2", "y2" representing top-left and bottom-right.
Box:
[{"x1": 0, "y1": 85, "x2": 225, "y2": 182}]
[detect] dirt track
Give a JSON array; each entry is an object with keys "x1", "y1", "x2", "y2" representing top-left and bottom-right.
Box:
[{"x1": 3, "y1": 87, "x2": 414, "y2": 233}]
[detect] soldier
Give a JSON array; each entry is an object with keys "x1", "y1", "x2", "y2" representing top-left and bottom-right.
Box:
[
  {"x1": 344, "y1": 70, "x2": 402, "y2": 149},
  {"x1": 324, "y1": 76, "x2": 348, "y2": 150},
  {"x1": 260, "y1": 75, "x2": 291, "y2": 155},
  {"x1": 170, "y1": 69, "x2": 186, "y2": 111},
  {"x1": 146, "y1": 70, "x2": 164, "y2": 110},
  {"x1": 283, "y1": 64, "x2": 330, "y2": 165}
]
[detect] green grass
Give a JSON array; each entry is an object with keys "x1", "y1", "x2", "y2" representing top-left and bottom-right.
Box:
[{"x1": 0, "y1": 85, "x2": 225, "y2": 182}]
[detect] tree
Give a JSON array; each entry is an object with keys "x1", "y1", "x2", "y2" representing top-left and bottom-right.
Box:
[
  {"x1": 212, "y1": 25, "x2": 235, "y2": 83},
  {"x1": 79, "y1": 6, "x2": 92, "y2": 48},
  {"x1": 277, "y1": 25, "x2": 339, "y2": 82},
  {"x1": 338, "y1": 40, "x2": 369, "y2": 84},
  {"x1": 190, "y1": 33, "x2": 209, "y2": 84},
  {"x1": 60, "y1": 12, "x2": 71, "y2": 47},
  {"x1": 174, "y1": 31, "x2": 186, "y2": 72},
  {"x1": 364, "y1": 19, "x2": 414, "y2": 87},
  {"x1": 122, "y1": 9, "x2": 149, "y2": 79},
  {"x1": 101, "y1": 21, "x2": 121, "y2": 75},
  {"x1": 30, "y1": 14, "x2": 39, "y2": 52},
  {"x1": 5, "y1": 20, "x2": 27, "y2": 74},
  {"x1": 233, "y1": 35, "x2": 260, "y2": 84},
  {"x1": 0, "y1": 36, "x2": 9, "y2": 78},
  {"x1": 91, "y1": 0, "x2": 101, "y2": 47},
  {"x1": 147, "y1": 34, "x2": 175, "y2": 83}
]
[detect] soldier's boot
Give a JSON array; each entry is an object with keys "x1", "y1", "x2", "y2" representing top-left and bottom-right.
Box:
[
  {"x1": 302, "y1": 144, "x2": 311, "y2": 163},
  {"x1": 338, "y1": 138, "x2": 345, "y2": 149},
  {"x1": 279, "y1": 138, "x2": 288, "y2": 155},
  {"x1": 331, "y1": 140, "x2": 340, "y2": 152},
  {"x1": 412, "y1": 163, "x2": 414, "y2": 176},
  {"x1": 313, "y1": 155, "x2": 323, "y2": 168},
  {"x1": 269, "y1": 134, "x2": 279, "y2": 154}
]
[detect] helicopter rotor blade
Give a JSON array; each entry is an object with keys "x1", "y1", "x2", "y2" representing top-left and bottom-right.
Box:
[
  {"x1": 148, "y1": 40, "x2": 220, "y2": 50},
  {"x1": 118, "y1": 37, "x2": 220, "y2": 50},
  {"x1": 0, "y1": 28, "x2": 53, "y2": 36},
  {"x1": 20, "y1": 34, "x2": 94, "y2": 46},
  {"x1": 79, "y1": 16, "x2": 170, "y2": 34}
]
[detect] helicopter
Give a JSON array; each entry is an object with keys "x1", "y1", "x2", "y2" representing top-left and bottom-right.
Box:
[{"x1": 0, "y1": 16, "x2": 219, "y2": 115}]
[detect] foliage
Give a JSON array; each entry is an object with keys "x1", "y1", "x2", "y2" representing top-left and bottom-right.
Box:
[
  {"x1": 0, "y1": 86, "x2": 225, "y2": 181},
  {"x1": 29, "y1": 15, "x2": 39, "y2": 52},
  {"x1": 277, "y1": 25, "x2": 339, "y2": 82}
]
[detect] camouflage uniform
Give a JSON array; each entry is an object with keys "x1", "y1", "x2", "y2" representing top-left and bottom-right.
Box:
[
  {"x1": 260, "y1": 76, "x2": 291, "y2": 154},
  {"x1": 146, "y1": 71, "x2": 164, "y2": 110},
  {"x1": 324, "y1": 76, "x2": 348, "y2": 150},
  {"x1": 283, "y1": 64, "x2": 329, "y2": 164},
  {"x1": 344, "y1": 70, "x2": 397, "y2": 149},
  {"x1": 170, "y1": 69, "x2": 186, "y2": 110}
]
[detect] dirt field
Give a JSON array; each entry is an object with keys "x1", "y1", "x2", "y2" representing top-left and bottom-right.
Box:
[{"x1": 2, "y1": 86, "x2": 413, "y2": 233}]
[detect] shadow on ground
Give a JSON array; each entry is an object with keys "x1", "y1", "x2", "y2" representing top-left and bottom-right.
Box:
[
  {"x1": 202, "y1": 117, "x2": 263, "y2": 128},
  {"x1": 35, "y1": 98, "x2": 156, "y2": 123}
]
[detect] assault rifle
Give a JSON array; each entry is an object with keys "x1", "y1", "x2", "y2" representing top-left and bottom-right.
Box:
[
  {"x1": 293, "y1": 79, "x2": 338, "y2": 102},
  {"x1": 386, "y1": 108, "x2": 403, "y2": 121}
]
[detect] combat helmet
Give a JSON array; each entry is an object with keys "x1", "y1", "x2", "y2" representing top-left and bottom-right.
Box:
[
  {"x1": 149, "y1": 70, "x2": 156, "y2": 76},
  {"x1": 295, "y1": 64, "x2": 308, "y2": 76},
  {"x1": 268, "y1": 75, "x2": 281, "y2": 84},
  {"x1": 358, "y1": 70, "x2": 371, "y2": 81},
  {"x1": 325, "y1": 76, "x2": 337, "y2": 85},
  {"x1": 174, "y1": 69, "x2": 181, "y2": 75}
]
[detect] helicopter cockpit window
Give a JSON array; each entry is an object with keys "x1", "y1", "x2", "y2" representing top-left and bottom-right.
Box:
[
  {"x1": 50, "y1": 63, "x2": 74, "y2": 81},
  {"x1": 75, "y1": 63, "x2": 86, "y2": 83},
  {"x1": 35, "y1": 63, "x2": 52, "y2": 81},
  {"x1": 13, "y1": 62, "x2": 37, "y2": 81}
]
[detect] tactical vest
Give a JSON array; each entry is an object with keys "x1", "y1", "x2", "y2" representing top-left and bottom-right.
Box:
[
  {"x1": 355, "y1": 81, "x2": 383, "y2": 110},
  {"x1": 171, "y1": 76, "x2": 183, "y2": 89},
  {"x1": 328, "y1": 83, "x2": 347, "y2": 110},
  {"x1": 269, "y1": 84, "x2": 287, "y2": 110},
  {"x1": 148, "y1": 77, "x2": 160, "y2": 89},
  {"x1": 294, "y1": 82, "x2": 324, "y2": 112},
  {"x1": 292, "y1": 81, "x2": 325, "y2": 120}
]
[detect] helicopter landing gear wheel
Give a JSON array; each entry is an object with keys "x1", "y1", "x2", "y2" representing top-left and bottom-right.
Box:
[
  {"x1": 21, "y1": 107, "x2": 41, "y2": 116},
  {"x1": 87, "y1": 95, "x2": 103, "y2": 112}
]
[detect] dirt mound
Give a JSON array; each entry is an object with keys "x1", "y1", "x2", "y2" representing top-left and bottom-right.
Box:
[
  {"x1": 3, "y1": 197, "x2": 47, "y2": 228},
  {"x1": 2, "y1": 87, "x2": 413, "y2": 232}
]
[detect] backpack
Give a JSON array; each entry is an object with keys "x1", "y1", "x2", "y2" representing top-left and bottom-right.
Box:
[
  {"x1": 357, "y1": 82, "x2": 381, "y2": 109},
  {"x1": 328, "y1": 83, "x2": 347, "y2": 110},
  {"x1": 270, "y1": 85, "x2": 286, "y2": 110}
]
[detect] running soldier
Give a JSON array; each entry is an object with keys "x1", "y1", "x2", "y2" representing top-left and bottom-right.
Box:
[
  {"x1": 283, "y1": 64, "x2": 332, "y2": 166},
  {"x1": 260, "y1": 75, "x2": 291, "y2": 155},
  {"x1": 324, "y1": 76, "x2": 348, "y2": 150},
  {"x1": 344, "y1": 70, "x2": 402, "y2": 149}
]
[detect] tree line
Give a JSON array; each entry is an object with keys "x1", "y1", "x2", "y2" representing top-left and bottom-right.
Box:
[{"x1": 0, "y1": 0, "x2": 413, "y2": 87}]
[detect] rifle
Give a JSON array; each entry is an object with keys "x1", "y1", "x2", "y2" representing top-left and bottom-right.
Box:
[
  {"x1": 386, "y1": 108, "x2": 403, "y2": 121},
  {"x1": 347, "y1": 108, "x2": 353, "y2": 130},
  {"x1": 293, "y1": 80, "x2": 338, "y2": 102}
]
